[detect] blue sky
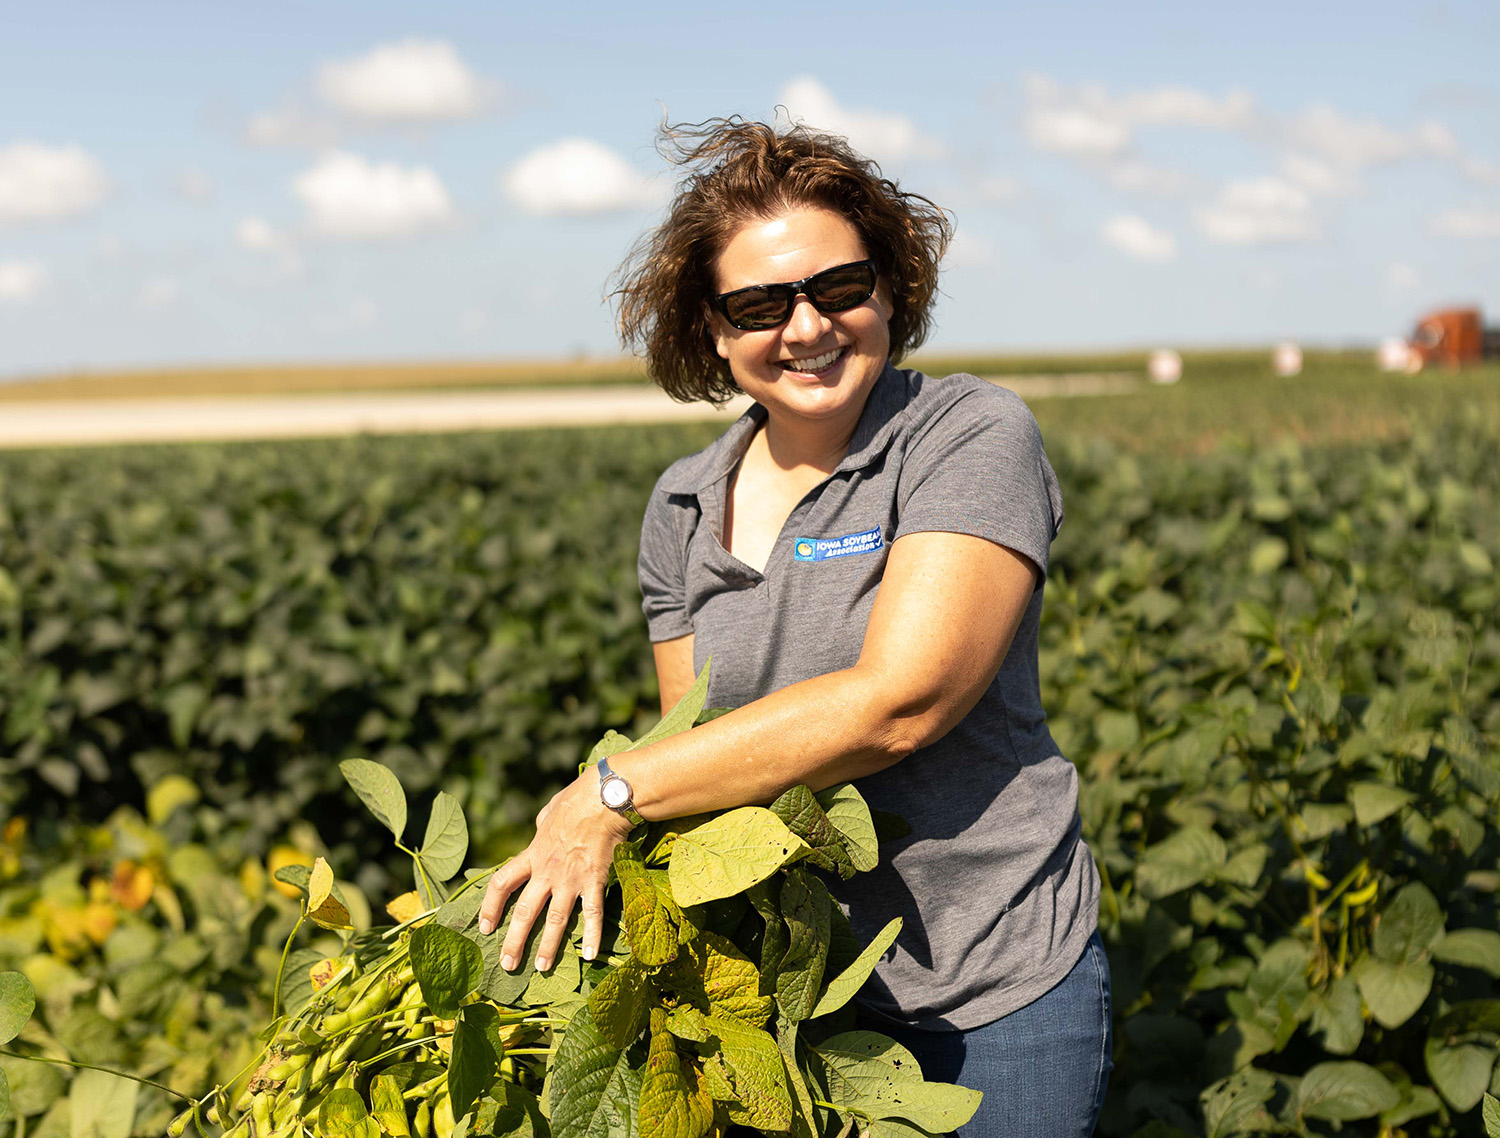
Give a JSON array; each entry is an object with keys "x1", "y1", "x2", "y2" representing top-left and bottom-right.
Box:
[{"x1": 1, "y1": 0, "x2": 1496, "y2": 378}]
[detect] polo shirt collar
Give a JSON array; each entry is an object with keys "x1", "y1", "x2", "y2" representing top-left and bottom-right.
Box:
[{"x1": 657, "y1": 360, "x2": 912, "y2": 496}]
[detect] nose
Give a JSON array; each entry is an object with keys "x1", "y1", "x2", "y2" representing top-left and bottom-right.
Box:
[{"x1": 783, "y1": 293, "x2": 832, "y2": 344}]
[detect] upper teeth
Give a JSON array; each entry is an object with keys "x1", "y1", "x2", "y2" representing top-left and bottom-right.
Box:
[{"x1": 785, "y1": 348, "x2": 841, "y2": 371}]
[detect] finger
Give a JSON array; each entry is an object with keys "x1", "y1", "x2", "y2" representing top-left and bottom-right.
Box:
[
  {"x1": 500, "y1": 880, "x2": 552, "y2": 972},
  {"x1": 478, "y1": 856, "x2": 529, "y2": 936},
  {"x1": 579, "y1": 881, "x2": 606, "y2": 963},
  {"x1": 534, "y1": 890, "x2": 579, "y2": 973}
]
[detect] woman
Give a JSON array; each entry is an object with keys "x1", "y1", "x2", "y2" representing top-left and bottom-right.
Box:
[{"x1": 478, "y1": 118, "x2": 1110, "y2": 1136}]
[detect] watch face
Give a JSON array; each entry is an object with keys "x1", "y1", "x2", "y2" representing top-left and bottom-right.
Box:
[{"x1": 601, "y1": 777, "x2": 630, "y2": 809}]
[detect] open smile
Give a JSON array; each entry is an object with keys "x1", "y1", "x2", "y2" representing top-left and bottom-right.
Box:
[{"x1": 778, "y1": 346, "x2": 847, "y2": 375}]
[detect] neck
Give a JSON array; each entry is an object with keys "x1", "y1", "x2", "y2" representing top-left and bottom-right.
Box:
[{"x1": 758, "y1": 399, "x2": 866, "y2": 474}]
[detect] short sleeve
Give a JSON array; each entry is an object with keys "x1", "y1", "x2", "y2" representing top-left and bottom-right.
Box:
[
  {"x1": 637, "y1": 478, "x2": 695, "y2": 642},
  {"x1": 894, "y1": 384, "x2": 1064, "y2": 578}
]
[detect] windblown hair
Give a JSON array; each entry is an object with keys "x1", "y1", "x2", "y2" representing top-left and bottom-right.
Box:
[{"x1": 612, "y1": 118, "x2": 953, "y2": 404}]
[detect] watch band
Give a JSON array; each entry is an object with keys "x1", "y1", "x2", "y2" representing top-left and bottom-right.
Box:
[{"x1": 596, "y1": 756, "x2": 644, "y2": 826}]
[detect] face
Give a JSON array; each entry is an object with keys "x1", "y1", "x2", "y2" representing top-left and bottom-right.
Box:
[{"x1": 708, "y1": 206, "x2": 893, "y2": 431}]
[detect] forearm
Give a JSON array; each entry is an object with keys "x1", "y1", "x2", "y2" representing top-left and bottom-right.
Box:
[{"x1": 612, "y1": 661, "x2": 923, "y2": 820}]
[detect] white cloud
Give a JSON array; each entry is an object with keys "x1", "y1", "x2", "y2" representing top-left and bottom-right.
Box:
[
  {"x1": 1021, "y1": 73, "x2": 1254, "y2": 157},
  {"x1": 1101, "y1": 214, "x2": 1177, "y2": 262},
  {"x1": 778, "y1": 78, "x2": 943, "y2": 161},
  {"x1": 1285, "y1": 105, "x2": 1456, "y2": 170},
  {"x1": 317, "y1": 39, "x2": 490, "y2": 124},
  {"x1": 1279, "y1": 153, "x2": 1358, "y2": 197},
  {"x1": 1430, "y1": 205, "x2": 1500, "y2": 239},
  {"x1": 293, "y1": 151, "x2": 454, "y2": 239},
  {"x1": 1460, "y1": 156, "x2": 1500, "y2": 187},
  {"x1": 505, "y1": 139, "x2": 663, "y2": 217},
  {"x1": 244, "y1": 106, "x2": 339, "y2": 149},
  {"x1": 1196, "y1": 178, "x2": 1318, "y2": 244},
  {"x1": 0, "y1": 259, "x2": 48, "y2": 302},
  {"x1": 236, "y1": 216, "x2": 279, "y2": 250},
  {"x1": 174, "y1": 165, "x2": 213, "y2": 202},
  {"x1": 139, "y1": 277, "x2": 179, "y2": 309},
  {"x1": 0, "y1": 142, "x2": 108, "y2": 223},
  {"x1": 1024, "y1": 106, "x2": 1131, "y2": 157},
  {"x1": 975, "y1": 174, "x2": 1024, "y2": 203},
  {"x1": 1106, "y1": 160, "x2": 1190, "y2": 196}
]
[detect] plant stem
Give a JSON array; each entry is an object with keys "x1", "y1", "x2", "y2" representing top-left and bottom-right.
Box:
[
  {"x1": 271, "y1": 908, "x2": 308, "y2": 1022},
  {"x1": 0, "y1": 1049, "x2": 192, "y2": 1102}
]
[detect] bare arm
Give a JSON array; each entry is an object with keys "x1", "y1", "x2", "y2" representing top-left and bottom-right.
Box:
[
  {"x1": 477, "y1": 531, "x2": 1039, "y2": 970},
  {"x1": 652, "y1": 635, "x2": 697, "y2": 717}
]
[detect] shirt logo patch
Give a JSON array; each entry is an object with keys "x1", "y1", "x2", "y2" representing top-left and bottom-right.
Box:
[{"x1": 793, "y1": 526, "x2": 884, "y2": 562}]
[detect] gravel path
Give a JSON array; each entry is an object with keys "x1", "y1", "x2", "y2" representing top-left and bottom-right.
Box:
[{"x1": 0, "y1": 374, "x2": 1135, "y2": 449}]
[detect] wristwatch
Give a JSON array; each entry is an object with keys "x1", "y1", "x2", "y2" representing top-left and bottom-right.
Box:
[{"x1": 597, "y1": 757, "x2": 644, "y2": 826}]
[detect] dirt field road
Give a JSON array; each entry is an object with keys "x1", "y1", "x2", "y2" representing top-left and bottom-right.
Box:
[{"x1": 0, "y1": 374, "x2": 1135, "y2": 449}]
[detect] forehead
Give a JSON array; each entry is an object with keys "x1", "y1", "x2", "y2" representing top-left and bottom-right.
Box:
[{"x1": 714, "y1": 207, "x2": 868, "y2": 290}]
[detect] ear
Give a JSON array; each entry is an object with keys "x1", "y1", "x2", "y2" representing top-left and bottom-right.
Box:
[{"x1": 703, "y1": 302, "x2": 732, "y2": 361}]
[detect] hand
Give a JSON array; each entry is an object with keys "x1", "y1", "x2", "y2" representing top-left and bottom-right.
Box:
[{"x1": 476, "y1": 766, "x2": 634, "y2": 972}]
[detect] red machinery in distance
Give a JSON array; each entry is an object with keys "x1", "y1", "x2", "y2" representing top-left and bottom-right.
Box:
[{"x1": 1408, "y1": 307, "x2": 1500, "y2": 370}]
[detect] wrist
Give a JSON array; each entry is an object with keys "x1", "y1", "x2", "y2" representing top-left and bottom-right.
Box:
[{"x1": 595, "y1": 757, "x2": 644, "y2": 828}]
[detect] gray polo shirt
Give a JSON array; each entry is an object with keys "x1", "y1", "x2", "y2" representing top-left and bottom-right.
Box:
[{"x1": 637, "y1": 363, "x2": 1099, "y2": 1031}]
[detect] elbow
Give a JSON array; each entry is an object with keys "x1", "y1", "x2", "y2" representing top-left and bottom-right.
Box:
[{"x1": 856, "y1": 675, "x2": 950, "y2": 770}]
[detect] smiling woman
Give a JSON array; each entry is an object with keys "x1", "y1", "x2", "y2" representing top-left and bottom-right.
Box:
[{"x1": 477, "y1": 118, "x2": 1112, "y2": 1138}]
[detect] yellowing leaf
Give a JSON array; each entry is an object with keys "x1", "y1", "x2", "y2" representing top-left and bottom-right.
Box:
[
  {"x1": 668, "y1": 808, "x2": 808, "y2": 908},
  {"x1": 639, "y1": 1008, "x2": 714, "y2": 1138},
  {"x1": 109, "y1": 861, "x2": 155, "y2": 912},
  {"x1": 145, "y1": 775, "x2": 200, "y2": 826},
  {"x1": 308, "y1": 858, "x2": 335, "y2": 912},
  {"x1": 385, "y1": 890, "x2": 427, "y2": 925}
]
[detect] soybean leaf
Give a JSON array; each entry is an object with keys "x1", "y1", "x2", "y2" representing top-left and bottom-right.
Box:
[
  {"x1": 1433, "y1": 929, "x2": 1500, "y2": 977},
  {"x1": 0, "y1": 1071, "x2": 6, "y2": 1122},
  {"x1": 665, "y1": 1005, "x2": 709, "y2": 1044},
  {"x1": 705, "y1": 1013, "x2": 794, "y2": 1131},
  {"x1": 669, "y1": 807, "x2": 808, "y2": 907},
  {"x1": 68, "y1": 1068, "x2": 138, "y2": 1138},
  {"x1": 587, "y1": 730, "x2": 636, "y2": 769},
  {"x1": 633, "y1": 662, "x2": 711, "y2": 752},
  {"x1": 1426, "y1": 1039, "x2": 1497, "y2": 1114},
  {"x1": 660, "y1": 932, "x2": 773, "y2": 1028},
  {"x1": 814, "y1": 1031, "x2": 981, "y2": 1132},
  {"x1": 616, "y1": 843, "x2": 681, "y2": 966},
  {"x1": 370, "y1": 1074, "x2": 409, "y2": 1137},
  {"x1": 421, "y1": 791, "x2": 470, "y2": 882},
  {"x1": 1297, "y1": 1061, "x2": 1400, "y2": 1121},
  {"x1": 451, "y1": 1003, "x2": 504, "y2": 1119},
  {"x1": 589, "y1": 957, "x2": 655, "y2": 1049},
  {"x1": 1308, "y1": 975, "x2": 1364, "y2": 1055},
  {"x1": 550, "y1": 1005, "x2": 644, "y2": 1138},
  {"x1": 1134, "y1": 827, "x2": 1227, "y2": 900},
  {"x1": 304, "y1": 858, "x2": 353, "y2": 930},
  {"x1": 1372, "y1": 883, "x2": 1445, "y2": 965},
  {"x1": 340, "y1": 758, "x2": 408, "y2": 840},
  {"x1": 410, "y1": 923, "x2": 484, "y2": 1018},
  {"x1": 317, "y1": 1088, "x2": 372, "y2": 1137},
  {"x1": 747, "y1": 880, "x2": 788, "y2": 996},
  {"x1": 817, "y1": 784, "x2": 879, "y2": 872},
  {"x1": 638, "y1": 1008, "x2": 714, "y2": 1138},
  {"x1": 1483, "y1": 1093, "x2": 1500, "y2": 1138},
  {"x1": 1348, "y1": 782, "x2": 1416, "y2": 827},
  {"x1": 0, "y1": 972, "x2": 35, "y2": 1045},
  {"x1": 476, "y1": 902, "x2": 581, "y2": 1006},
  {"x1": 1352, "y1": 957, "x2": 1434, "y2": 1029},
  {"x1": 777, "y1": 869, "x2": 831, "y2": 1023},
  {"x1": 812, "y1": 918, "x2": 902, "y2": 1020},
  {"x1": 1200, "y1": 1069, "x2": 1278, "y2": 1138},
  {"x1": 1382, "y1": 1083, "x2": 1442, "y2": 1129},
  {"x1": 773, "y1": 785, "x2": 855, "y2": 880}
]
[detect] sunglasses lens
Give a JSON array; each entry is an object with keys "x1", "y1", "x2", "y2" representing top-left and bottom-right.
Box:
[
  {"x1": 807, "y1": 263, "x2": 876, "y2": 311},
  {"x1": 723, "y1": 286, "x2": 791, "y2": 330}
]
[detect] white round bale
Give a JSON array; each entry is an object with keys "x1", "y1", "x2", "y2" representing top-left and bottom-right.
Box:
[{"x1": 1147, "y1": 349, "x2": 1183, "y2": 385}]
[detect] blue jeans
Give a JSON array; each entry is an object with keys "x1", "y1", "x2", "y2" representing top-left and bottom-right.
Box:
[{"x1": 859, "y1": 931, "x2": 1113, "y2": 1137}]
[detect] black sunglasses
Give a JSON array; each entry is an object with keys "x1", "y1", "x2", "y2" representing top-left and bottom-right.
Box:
[{"x1": 709, "y1": 259, "x2": 879, "y2": 331}]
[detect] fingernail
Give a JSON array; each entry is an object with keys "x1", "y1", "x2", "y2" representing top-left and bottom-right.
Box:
[
  {"x1": 582, "y1": 946, "x2": 597, "y2": 961},
  {"x1": 536, "y1": 957, "x2": 551, "y2": 972},
  {"x1": 501, "y1": 954, "x2": 515, "y2": 971},
  {"x1": 478, "y1": 919, "x2": 493, "y2": 935}
]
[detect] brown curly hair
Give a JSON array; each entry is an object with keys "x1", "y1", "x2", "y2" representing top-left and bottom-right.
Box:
[{"x1": 612, "y1": 117, "x2": 953, "y2": 404}]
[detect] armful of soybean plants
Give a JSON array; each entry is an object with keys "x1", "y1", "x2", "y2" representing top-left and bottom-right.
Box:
[{"x1": 0, "y1": 663, "x2": 979, "y2": 1137}]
